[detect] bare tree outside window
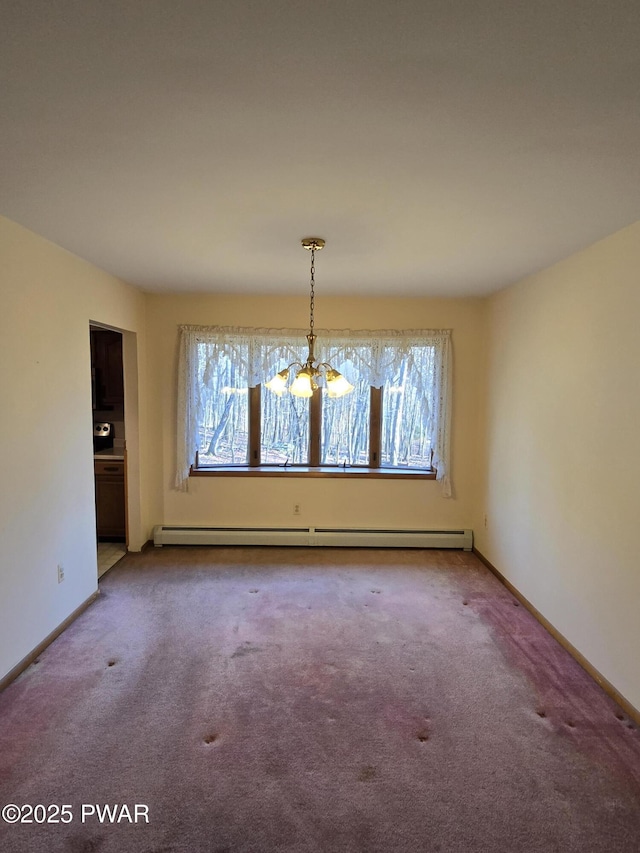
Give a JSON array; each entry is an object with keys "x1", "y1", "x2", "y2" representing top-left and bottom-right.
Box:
[
  {"x1": 261, "y1": 390, "x2": 309, "y2": 464},
  {"x1": 380, "y1": 346, "x2": 434, "y2": 469},
  {"x1": 196, "y1": 344, "x2": 249, "y2": 466},
  {"x1": 321, "y1": 358, "x2": 370, "y2": 466}
]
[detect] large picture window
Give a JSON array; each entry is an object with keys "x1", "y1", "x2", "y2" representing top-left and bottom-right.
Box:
[{"x1": 176, "y1": 326, "x2": 452, "y2": 495}]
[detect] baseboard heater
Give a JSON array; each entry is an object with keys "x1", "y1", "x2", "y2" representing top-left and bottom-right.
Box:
[{"x1": 153, "y1": 525, "x2": 473, "y2": 550}]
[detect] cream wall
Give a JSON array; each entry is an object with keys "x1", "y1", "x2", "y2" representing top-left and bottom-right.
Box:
[
  {"x1": 477, "y1": 221, "x2": 640, "y2": 710},
  {"x1": 145, "y1": 294, "x2": 486, "y2": 533},
  {"x1": 0, "y1": 217, "x2": 149, "y2": 680}
]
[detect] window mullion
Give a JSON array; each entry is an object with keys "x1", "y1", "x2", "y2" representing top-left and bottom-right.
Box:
[
  {"x1": 369, "y1": 387, "x2": 381, "y2": 467},
  {"x1": 249, "y1": 385, "x2": 261, "y2": 466},
  {"x1": 309, "y1": 391, "x2": 322, "y2": 467}
]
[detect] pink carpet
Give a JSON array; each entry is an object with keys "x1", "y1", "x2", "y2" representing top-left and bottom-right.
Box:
[{"x1": 1, "y1": 546, "x2": 639, "y2": 852}]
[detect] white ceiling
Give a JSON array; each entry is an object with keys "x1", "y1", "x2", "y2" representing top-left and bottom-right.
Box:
[{"x1": 2, "y1": 1, "x2": 640, "y2": 296}]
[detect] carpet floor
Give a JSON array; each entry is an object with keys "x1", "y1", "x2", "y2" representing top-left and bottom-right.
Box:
[{"x1": 1, "y1": 547, "x2": 639, "y2": 853}]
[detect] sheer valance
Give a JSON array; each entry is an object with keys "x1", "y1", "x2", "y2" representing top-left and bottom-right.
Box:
[{"x1": 176, "y1": 325, "x2": 452, "y2": 495}]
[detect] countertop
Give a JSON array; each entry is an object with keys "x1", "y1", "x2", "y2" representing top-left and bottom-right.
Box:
[{"x1": 94, "y1": 447, "x2": 125, "y2": 461}]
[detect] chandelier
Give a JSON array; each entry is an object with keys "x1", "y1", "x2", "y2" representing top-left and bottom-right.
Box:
[{"x1": 265, "y1": 238, "x2": 354, "y2": 399}]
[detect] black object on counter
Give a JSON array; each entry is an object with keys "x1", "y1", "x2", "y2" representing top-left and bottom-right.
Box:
[{"x1": 93, "y1": 422, "x2": 114, "y2": 452}]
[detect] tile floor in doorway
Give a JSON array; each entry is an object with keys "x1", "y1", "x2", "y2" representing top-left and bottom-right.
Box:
[{"x1": 97, "y1": 542, "x2": 127, "y2": 578}]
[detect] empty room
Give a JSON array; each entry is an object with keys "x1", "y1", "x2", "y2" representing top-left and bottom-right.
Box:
[{"x1": 1, "y1": 2, "x2": 640, "y2": 852}]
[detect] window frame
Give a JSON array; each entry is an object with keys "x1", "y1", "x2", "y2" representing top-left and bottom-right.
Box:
[
  {"x1": 192, "y1": 386, "x2": 436, "y2": 479},
  {"x1": 175, "y1": 325, "x2": 452, "y2": 495}
]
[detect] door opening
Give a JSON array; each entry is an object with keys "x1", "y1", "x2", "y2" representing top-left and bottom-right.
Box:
[{"x1": 90, "y1": 324, "x2": 127, "y2": 577}]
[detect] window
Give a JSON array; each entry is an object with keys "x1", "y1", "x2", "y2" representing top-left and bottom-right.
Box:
[{"x1": 176, "y1": 326, "x2": 452, "y2": 495}]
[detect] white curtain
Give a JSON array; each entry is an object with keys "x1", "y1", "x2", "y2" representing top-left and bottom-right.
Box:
[{"x1": 175, "y1": 325, "x2": 452, "y2": 496}]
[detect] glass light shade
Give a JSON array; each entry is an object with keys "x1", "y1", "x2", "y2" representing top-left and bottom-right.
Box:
[
  {"x1": 265, "y1": 369, "x2": 289, "y2": 396},
  {"x1": 325, "y1": 369, "x2": 354, "y2": 398},
  {"x1": 290, "y1": 367, "x2": 316, "y2": 398}
]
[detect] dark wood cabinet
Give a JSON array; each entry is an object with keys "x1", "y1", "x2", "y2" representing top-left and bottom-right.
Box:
[
  {"x1": 95, "y1": 460, "x2": 126, "y2": 539},
  {"x1": 91, "y1": 330, "x2": 124, "y2": 408}
]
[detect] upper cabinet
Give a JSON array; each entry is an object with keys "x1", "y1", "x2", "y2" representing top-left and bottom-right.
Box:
[{"x1": 91, "y1": 329, "x2": 124, "y2": 408}]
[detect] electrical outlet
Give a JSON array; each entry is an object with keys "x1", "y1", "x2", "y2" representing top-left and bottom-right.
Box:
[
  {"x1": 484, "y1": 514, "x2": 488, "y2": 529},
  {"x1": 57, "y1": 564, "x2": 65, "y2": 584},
  {"x1": 293, "y1": 504, "x2": 301, "y2": 515}
]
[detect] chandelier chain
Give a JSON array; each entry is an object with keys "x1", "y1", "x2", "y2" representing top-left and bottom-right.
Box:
[
  {"x1": 309, "y1": 248, "x2": 315, "y2": 335},
  {"x1": 265, "y1": 237, "x2": 352, "y2": 398}
]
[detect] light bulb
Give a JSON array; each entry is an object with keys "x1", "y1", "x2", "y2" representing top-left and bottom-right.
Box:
[
  {"x1": 325, "y1": 369, "x2": 354, "y2": 398},
  {"x1": 265, "y1": 369, "x2": 289, "y2": 395},
  {"x1": 290, "y1": 367, "x2": 316, "y2": 398}
]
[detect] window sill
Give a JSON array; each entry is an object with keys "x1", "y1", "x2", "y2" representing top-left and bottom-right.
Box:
[{"x1": 190, "y1": 465, "x2": 436, "y2": 480}]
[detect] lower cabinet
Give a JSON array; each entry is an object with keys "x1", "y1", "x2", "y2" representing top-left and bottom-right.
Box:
[{"x1": 95, "y1": 460, "x2": 126, "y2": 539}]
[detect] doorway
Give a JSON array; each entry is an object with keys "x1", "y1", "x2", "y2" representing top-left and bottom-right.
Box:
[{"x1": 90, "y1": 324, "x2": 127, "y2": 577}]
